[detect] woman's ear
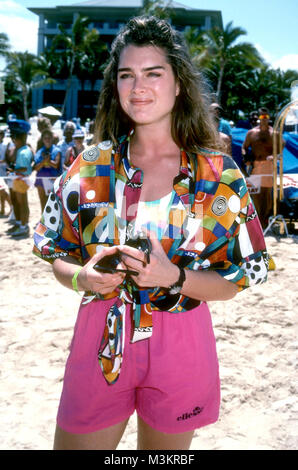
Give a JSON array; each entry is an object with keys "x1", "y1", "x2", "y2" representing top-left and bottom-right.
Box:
[{"x1": 175, "y1": 81, "x2": 180, "y2": 97}]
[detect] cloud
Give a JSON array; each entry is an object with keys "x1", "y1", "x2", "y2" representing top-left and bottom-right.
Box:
[
  {"x1": 254, "y1": 43, "x2": 274, "y2": 65},
  {"x1": 0, "y1": 1, "x2": 38, "y2": 54},
  {"x1": 254, "y1": 43, "x2": 298, "y2": 72},
  {"x1": 272, "y1": 55, "x2": 298, "y2": 72},
  {"x1": 0, "y1": 0, "x2": 28, "y2": 15}
]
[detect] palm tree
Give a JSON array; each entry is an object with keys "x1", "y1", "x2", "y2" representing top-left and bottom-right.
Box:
[
  {"x1": 140, "y1": 0, "x2": 173, "y2": 18},
  {"x1": 71, "y1": 27, "x2": 108, "y2": 92},
  {"x1": 184, "y1": 26, "x2": 209, "y2": 67},
  {"x1": 203, "y1": 21, "x2": 263, "y2": 102},
  {"x1": 0, "y1": 32, "x2": 10, "y2": 58},
  {"x1": 51, "y1": 15, "x2": 92, "y2": 115},
  {"x1": 5, "y1": 51, "x2": 55, "y2": 120}
]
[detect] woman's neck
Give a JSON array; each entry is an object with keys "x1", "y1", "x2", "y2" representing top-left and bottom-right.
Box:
[{"x1": 131, "y1": 123, "x2": 179, "y2": 160}]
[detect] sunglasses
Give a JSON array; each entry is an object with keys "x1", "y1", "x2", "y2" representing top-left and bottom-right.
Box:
[{"x1": 259, "y1": 114, "x2": 270, "y2": 119}]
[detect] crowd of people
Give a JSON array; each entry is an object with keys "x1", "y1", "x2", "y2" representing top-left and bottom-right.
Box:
[
  {"x1": 0, "y1": 103, "x2": 276, "y2": 238},
  {"x1": 0, "y1": 101, "x2": 276, "y2": 240},
  {"x1": 0, "y1": 117, "x2": 94, "y2": 238},
  {"x1": 209, "y1": 103, "x2": 276, "y2": 229}
]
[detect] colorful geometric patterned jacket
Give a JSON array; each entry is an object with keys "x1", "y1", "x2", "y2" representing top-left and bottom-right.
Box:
[{"x1": 33, "y1": 135, "x2": 268, "y2": 383}]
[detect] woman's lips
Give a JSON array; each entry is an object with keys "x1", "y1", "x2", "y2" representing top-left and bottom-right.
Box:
[{"x1": 130, "y1": 99, "x2": 152, "y2": 105}]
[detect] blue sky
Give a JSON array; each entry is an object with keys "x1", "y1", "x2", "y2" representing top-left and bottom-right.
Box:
[{"x1": 0, "y1": 0, "x2": 298, "y2": 72}]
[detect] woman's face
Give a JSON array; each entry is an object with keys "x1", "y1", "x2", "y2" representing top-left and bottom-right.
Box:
[
  {"x1": 74, "y1": 137, "x2": 84, "y2": 148},
  {"x1": 43, "y1": 133, "x2": 53, "y2": 148},
  {"x1": 117, "y1": 45, "x2": 179, "y2": 129}
]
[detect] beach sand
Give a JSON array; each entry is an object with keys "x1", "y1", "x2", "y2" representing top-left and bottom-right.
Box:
[{"x1": 0, "y1": 187, "x2": 297, "y2": 450}]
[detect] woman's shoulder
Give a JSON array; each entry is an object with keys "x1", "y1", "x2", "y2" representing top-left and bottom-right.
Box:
[
  {"x1": 78, "y1": 140, "x2": 114, "y2": 164},
  {"x1": 195, "y1": 147, "x2": 243, "y2": 182},
  {"x1": 52, "y1": 144, "x2": 61, "y2": 153},
  {"x1": 196, "y1": 146, "x2": 238, "y2": 167},
  {"x1": 62, "y1": 140, "x2": 114, "y2": 178}
]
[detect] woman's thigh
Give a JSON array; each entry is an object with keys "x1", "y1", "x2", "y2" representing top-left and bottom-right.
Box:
[
  {"x1": 53, "y1": 418, "x2": 130, "y2": 450},
  {"x1": 137, "y1": 416, "x2": 194, "y2": 450}
]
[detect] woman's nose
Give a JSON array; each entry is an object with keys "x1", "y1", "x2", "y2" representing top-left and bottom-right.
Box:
[{"x1": 132, "y1": 75, "x2": 145, "y2": 92}]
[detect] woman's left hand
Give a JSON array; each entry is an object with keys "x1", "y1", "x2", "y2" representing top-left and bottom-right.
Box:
[{"x1": 118, "y1": 235, "x2": 179, "y2": 289}]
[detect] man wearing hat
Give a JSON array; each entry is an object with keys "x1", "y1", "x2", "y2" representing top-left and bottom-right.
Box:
[
  {"x1": 241, "y1": 107, "x2": 280, "y2": 229},
  {"x1": 6, "y1": 119, "x2": 33, "y2": 237}
]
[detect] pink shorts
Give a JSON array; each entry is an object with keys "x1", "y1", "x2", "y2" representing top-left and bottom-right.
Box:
[{"x1": 57, "y1": 298, "x2": 220, "y2": 434}]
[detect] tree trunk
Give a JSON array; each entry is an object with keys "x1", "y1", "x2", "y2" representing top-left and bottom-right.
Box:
[
  {"x1": 216, "y1": 61, "x2": 225, "y2": 104},
  {"x1": 23, "y1": 89, "x2": 29, "y2": 121},
  {"x1": 61, "y1": 51, "x2": 76, "y2": 117}
]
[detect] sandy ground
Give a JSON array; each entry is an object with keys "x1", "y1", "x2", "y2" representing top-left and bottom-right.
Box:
[{"x1": 0, "y1": 186, "x2": 297, "y2": 451}]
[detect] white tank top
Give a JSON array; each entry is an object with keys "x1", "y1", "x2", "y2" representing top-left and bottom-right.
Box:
[{"x1": 134, "y1": 191, "x2": 175, "y2": 240}]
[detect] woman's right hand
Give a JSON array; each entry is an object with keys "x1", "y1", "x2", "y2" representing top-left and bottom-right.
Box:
[{"x1": 77, "y1": 246, "x2": 125, "y2": 295}]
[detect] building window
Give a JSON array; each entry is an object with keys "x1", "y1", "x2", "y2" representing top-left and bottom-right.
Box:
[
  {"x1": 43, "y1": 89, "x2": 65, "y2": 106},
  {"x1": 174, "y1": 24, "x2": 186, "y2": 32},
  {"x1": 108, "y1": 21, "x2": 119, "y2": 29},
  {"x1": 93, "y1": 21, "x2": 105, "y2": 29},
  {"x1": 46, "y1": 20, "x2": 57, "y2": 29}
]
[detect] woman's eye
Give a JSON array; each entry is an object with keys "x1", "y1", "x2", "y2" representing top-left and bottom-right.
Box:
[
  {"x1": 147, "y1": 72, "x2": 161, "y2": 77},
  {"x1": 119, "y1": 73, "x2": 132, "y2": 79}
]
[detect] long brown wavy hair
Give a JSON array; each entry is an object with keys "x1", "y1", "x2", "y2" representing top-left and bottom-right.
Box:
[{"x1": 93, "y1": 16, "x2": 221, "y2": 153}]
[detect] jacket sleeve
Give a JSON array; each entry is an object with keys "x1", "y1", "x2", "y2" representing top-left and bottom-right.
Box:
[
  {"x1": 183, "y1": 155, "x2": 268, "y2": 292},
  {"x1": 33, "y1": 158, "x2": 82, "y2": 265}
]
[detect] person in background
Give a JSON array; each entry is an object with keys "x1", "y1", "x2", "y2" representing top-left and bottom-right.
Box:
[
  {"x1": 57, "y1": 121, "x2": 76, "y2": 172},
  {"x1": 249, "y1": 111, "x2": 259, "y2": 128},
  {"x1": 209, "y1": 103, "x2": 231, "y2": 154},
  {"x1": 236, "y1": 111, "x2": 259, "y2": 130},
  {"x1": 3, "y1": 137, "x2": 17, "y2": 224},
  {"x1": 241, "y1": 107, "x2": 275, "y2": 229},
  {"x1": 64, "y1": 129, "x2": 85, "y2": 169},
  {"x1": 36, "y1": 117, "x2": 59, "y2": 151},
  {"x1": 71, "y1": 117, "x2": 81, "y2": 129},
  {"x1": 34, "y1": 129, "x2": 61, "y2": 213},
  {"x1": 210, "y1": 102, "x2": 232, "y2": 136},
  {"x1": 6, "y1": 120, "x2": 33, "y2": 238},
  {"x1": 85, "y1": 119, "x2": 95, "y2": 146},
  {"x1": 0, "y1": 128, "x2": 12, "y2": 216}
]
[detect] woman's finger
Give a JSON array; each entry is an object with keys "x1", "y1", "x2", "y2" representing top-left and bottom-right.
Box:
[{"x1": 118, "y1": 244, "x2": 146, "y2": 265}]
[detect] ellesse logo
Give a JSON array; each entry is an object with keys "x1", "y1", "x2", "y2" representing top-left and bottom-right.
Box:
[{"x1": 177, "y1": 406, "x2": 203, "y2": 421}]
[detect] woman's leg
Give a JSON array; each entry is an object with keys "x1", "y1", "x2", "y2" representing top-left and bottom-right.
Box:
[
  {"x1": 53, "y1": 418, "x2": 130, "y2": 450},
  {"x1": 37, "y1": 185, "x2": 48, "y2": 213},
  {"x1": 0, "y1": 190, "x2": 5, "y2": 214},
  {"x1": 15, "y1": 191, "x2": 29, "y2": 225},
  {"x1": 137, "y1": 416, "x2": 194, "y2": 450}
]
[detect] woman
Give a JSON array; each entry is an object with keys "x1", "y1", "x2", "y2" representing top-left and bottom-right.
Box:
[
  {"x1": 36, "y1": 117, "x2": 59, "y2": 151},
  {"x1": 0, "y1": 129, "x2": 12, "y2": 216},
  {"x1": 33, "y1": 17, "x2": 268, "y2": 450},
  {"x1": 34, "y1": 129, "x2": 61, "y2": 212},
  {"x1": 63, "y1": 128, "x2": 85, "y2": 169}
]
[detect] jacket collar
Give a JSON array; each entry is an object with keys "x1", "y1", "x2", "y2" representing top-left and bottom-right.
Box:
[{"x1": 116, "y1": 133, "x2": 196, "y2": 201}]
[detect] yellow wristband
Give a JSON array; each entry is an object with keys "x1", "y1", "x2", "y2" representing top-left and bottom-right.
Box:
[{"x1": 72, "y1": 266, "x2": 83, "y2": 294}]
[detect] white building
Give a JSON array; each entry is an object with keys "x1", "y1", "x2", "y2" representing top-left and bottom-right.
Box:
[{"x1": 29, "y1": 0, "x2": 223, "y2": 120}]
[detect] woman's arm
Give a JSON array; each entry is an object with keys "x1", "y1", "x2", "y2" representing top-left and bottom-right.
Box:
[
  {"x1": 33, "y1": 160, "x2": 45, "y2": 172},
  {"x1": 48, "y1": 151, "x2": 61, "y2": 170},
  {"x1": 118, "y1": 237, "x2": 238, "y2": 302},
  {"x1": 52, "y1": 247, "x2": 125, "y2": 296}
]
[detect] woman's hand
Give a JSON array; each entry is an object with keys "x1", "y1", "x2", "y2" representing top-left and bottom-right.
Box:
[
  {"x1": 118, "y1": 235, "x2": 179, "y2": 289},
  {"x1": 77, "y1": 246, "x2": 126, "y2": 295}
]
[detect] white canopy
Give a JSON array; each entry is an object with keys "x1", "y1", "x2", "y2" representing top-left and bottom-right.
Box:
[{"x1": 37, "y1": 106, "x2": 62, "y2": 116}]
